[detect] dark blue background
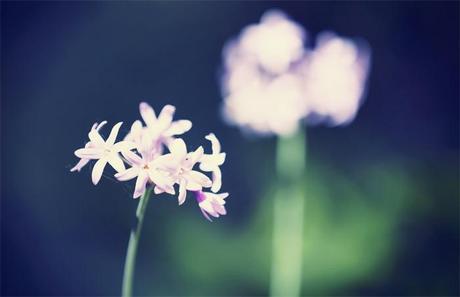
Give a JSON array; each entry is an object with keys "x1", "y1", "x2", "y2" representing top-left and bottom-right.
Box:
[{"x1": 2, "y1": 1, "x2": 459, "y2": 296}]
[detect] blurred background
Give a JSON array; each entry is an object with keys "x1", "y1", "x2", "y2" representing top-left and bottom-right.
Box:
[{"x1": 1, "y1": 1, "x2": 458, "y2": 296}]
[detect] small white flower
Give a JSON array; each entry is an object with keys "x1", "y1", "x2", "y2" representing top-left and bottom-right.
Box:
[
  {"x1": 195, "y1": 190, "x2": 229, "y2": 221},
  {"x1": 70, "y1": 121, "x2": 107, "y2": 172},
  {"x1": 154, "y1": 138, "x2": 212, "y2": 205},
  {"x1": 199, "y1": 133, "x2": 226, "y2": 193},
  {"x1": 74, "y1": 122, "x2": 135, "y2": 185},
  {"x1": 115, "y1": 150, "x2": 175, "y2": 199},
  {"x1": 126, "y1": 102, "x2": 192, "y2": 153}
]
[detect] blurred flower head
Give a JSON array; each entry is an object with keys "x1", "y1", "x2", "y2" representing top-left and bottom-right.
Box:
[{"x1": 220, "y1": 10, "x2": 370, "y2": 136}]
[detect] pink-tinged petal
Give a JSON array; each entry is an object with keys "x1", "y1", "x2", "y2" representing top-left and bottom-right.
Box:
[
  {"x1": 121, "y1": 150, "x2": 144, "y2": 166},
  {"x1": 184, "y1": 170, "x2": 212, "y2": 190},
  {"x1": 75, "y1": 148, "x2": 103, "y2": 159},
  {"x1": 157, "y1": 105, "x2": 175, "y2": 130},
  {"x1": 200, "y1": 208, "x2": 213, "y2": 222},
  {"x1": 133, "y1": 171, "x2": 149, "y2": 199},
  {"x1": 115, "y1": 167, "x2": 139, "y2": 181},
  {"x1": 148, "y1": 169, "x2": 175, "y2": 194},
  {"x1": 164, "y1": 120, "x2": 192, "y2": 137},
  {"x1": 168, "y1": 138, "x2": 187, "y2": 159},
  {"x1": 113, "y1": 141, "x2": 137, "y2": 152},
  {"x1": 219, "y1": 192, "x2": 229, "y2": 200},
  {"x1": 211, "y1": 167, "x2": 222, "y2": 193},
  {"x1": 154, "y1": 186, "x2": 165, "y2": 195},
  {"x1": 107, "y1": 152, "x2": 125, "y2": 173},
  {"x1": 92, "y1": 158, "x2": 107, "y2": 185},
  {"x1": 88, "y1": 129, "x2": 106, "y2": 147},
  {"x1": 205, "y1": 133, "x2": 221, "y2": 153},
  {"x1": 178, "y1": 180, "x2": 187, "y2": 205},
  {"x1": 106, "y1": 122, "x2": 123, "y2": 146},
  {"x1": 199, "y1": 200, "x2": 219, "y2": 217},
  {"x1": 211, "y1": 201, "x2": 226, "y2": 215},
  {"x1": 140, "y1": 102, "x2": 157, "y2": 127},
  {"x1": 70, "y1": 158, "x2": 90, "y2": 172}
]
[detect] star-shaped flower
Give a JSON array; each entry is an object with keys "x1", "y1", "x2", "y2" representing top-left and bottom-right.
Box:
[
  {"x1": 195, "y1": 190, "x2": 229, "y2": 221},
  {"x1": 126, "y1": 102, "x2": 192, "y2": 152},
  {"x1": 70, "y1": 121, "x2": 107, "y2": 172},
  {"x1": 154, "y1": 138, "x2": 212, "y2": 205},
  {"x1": 74, "y1": 122, "x2": 135, "y2": 185},
  {"x1": 115, "y1": 150, "x2": 175, "y2": 198}
]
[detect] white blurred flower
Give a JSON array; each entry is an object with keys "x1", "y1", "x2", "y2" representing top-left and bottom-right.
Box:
[
  {"x1": 74, "y1": 122, "x2": 136, "y2": 185},
  {"x1": 199, "y1": 133, "x2": 226, "y2": 192},
  {"x1": 302, "y1": 32, "x2": 370, "y2": 126},
  {"x1": 223, "y1": 73, "x2": 305, "y2": 136},
  {"x1": 195, "y1": 190, "x2": 229, "y2": 221},
  {"x1": 220, "y1": 10, "x2": 370, "y2": 136},
  {"x1": 237, "y1": 10, "x2": 306, "y2": 75}
]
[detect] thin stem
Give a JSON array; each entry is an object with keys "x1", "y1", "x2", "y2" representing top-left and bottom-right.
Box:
[
  {"x1": 270, "y1": 127, "x2": 307, "y2": 297},
  {"x1": 122, "y1": 187, "x2": 153, "y2": 297}
]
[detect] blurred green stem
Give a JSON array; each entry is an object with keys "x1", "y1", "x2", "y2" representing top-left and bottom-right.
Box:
[
  {"x1": 122, "y1": 187, "x2": 152, "y2": 297},
  {"x1": 270, "y1": 127, "x2": 306, "y2": 297}
]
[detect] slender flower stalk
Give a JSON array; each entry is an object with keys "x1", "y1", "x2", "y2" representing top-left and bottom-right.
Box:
[
  {"x1": 71, "y1": 102, "x2": 229, "y2": 296},
  {"x1": 122, "y1": 187, "x2": 153, "y2": 297},
  {"x1": 270, "y1": 127, "x2": 306, "y2": 297}
]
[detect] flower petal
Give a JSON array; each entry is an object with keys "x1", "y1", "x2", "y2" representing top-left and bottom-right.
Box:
[
  {"x1": 140, "y1": 102, "x2": 157, "y2": 127},
  {"x1": 164, "y1": 120, "x2": 192, "y2": 137},
  {"x1": 178, "y1": 179, "x2": 187, "y2": 205},
  {"x1": 133, "y1": 171, "x2": 149, "y2": 199},
  {"x1": 75, "y1": 148, "x2": 103, "y2": 159},
  {"x1": 200, "y1": 208, "x2": 213, "y2": 222},
  {"x1": 113, "y1": 141, "x2": 137, "y2": 152},
  {"x1": 211, "y1": 167, "x2": 222, "y2": 193},
  {"x1": 154, "y1": 186, "x2": 165, "y2": 195},
  {"x1": 184, "y1": 170, "x2": 212, "y2": 190},
  {"x1": 70, "y1": 158, "x2": 90, "y2": 172},
  {"x1": 115, "y1": 167, "x2": 139, "y2": 181},
  {"x1": 168, "y1": 138, "x2": 187, "y2": 159},
  {"x1": 106, "y1": 122, "x2": 123, "y2": 146},
  {"x1": 107, "y1": 152, "x2": 125, "y2": 173},
  {"x1": 211, "y1": 200, "x2": 226, "y2": 215},
  {"x1": 121, "y1": 150, "x2": 143, "y2": 166},
  {"x1": 96, "y1": 121, "x2": 108, "y2": 131},
  {"x1": 92, "y1": 158, "x2": 107, "y2": 185},
  {"x1": 185, "y1": 146, "x2": 204, "y2": 169},
  {"x1": 205, "y1": 133, "x2": 221, "y2": 153},
  {"x1": 157, "y1": 105, "x2": 175, "y2": 130},
  {"x1": 88, "y1": 129, "x2": 106, "y2": 147},
  {"x1": 148, "y1": 169, "x2": 175, "y2": 194}
]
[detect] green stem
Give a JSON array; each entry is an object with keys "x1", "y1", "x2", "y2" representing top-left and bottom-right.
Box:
[
  {"x1": 270, "y1": 127, "x2": 307, "y2": 297},
  {"x1": 122, "y1": 187, "x2": 153, "y2": 297}
]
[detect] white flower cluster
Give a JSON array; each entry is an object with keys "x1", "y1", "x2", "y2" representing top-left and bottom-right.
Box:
[
  {"x1": 71, "y1": 102, "x2": 228, "y2": 221},
  {"x1": 221, "y1": 10, "x2": 371, "y2": 136}
]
